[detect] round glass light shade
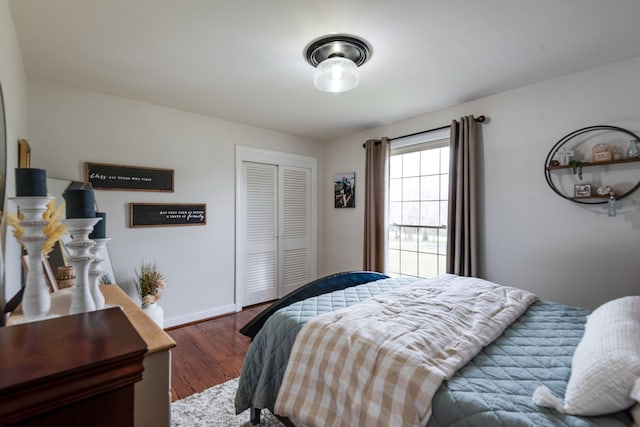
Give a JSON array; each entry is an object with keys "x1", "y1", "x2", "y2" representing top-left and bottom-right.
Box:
[{"x1": 314, "y1": 56, "x2": 359, "y2": 93}]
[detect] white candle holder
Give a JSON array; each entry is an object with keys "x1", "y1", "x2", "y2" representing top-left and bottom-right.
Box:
[
  {"x1": 62, "y1": 217, "x2": 101, "y2": 314},
  {"x1": 88, "y1": 238, "x2": 111, "y2": 310},
  {"x1": 10, "y1": 197, "x2": 55, "y2": 322}
]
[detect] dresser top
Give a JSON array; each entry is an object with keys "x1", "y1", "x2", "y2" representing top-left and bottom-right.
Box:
[
  {"x1": 0, "y1": 307, "x2": 146, "y2": 390},
  {"x1": 101, "y1": 284, "x2": 176, "y2": 355}
]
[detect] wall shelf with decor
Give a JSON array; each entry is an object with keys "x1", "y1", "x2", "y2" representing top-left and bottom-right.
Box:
[
  {"x1": 546, "y1": 156, "x2": 640, "y2": 171},
  {"x1": 567, "y1": 195, "x2": 614, "y2": 201},
  {"x1": 544, "y1": 125, "x2": 640, "y2": 213}
]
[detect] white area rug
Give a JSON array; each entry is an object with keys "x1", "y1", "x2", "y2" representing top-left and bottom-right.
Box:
[{"x1": 171, "y1": 378, "x2": 285, "y2": 426}]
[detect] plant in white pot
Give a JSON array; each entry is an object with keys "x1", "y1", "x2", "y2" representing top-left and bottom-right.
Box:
[{"x1": 135, "y1": 262, "x2": 166, "y2": 328}]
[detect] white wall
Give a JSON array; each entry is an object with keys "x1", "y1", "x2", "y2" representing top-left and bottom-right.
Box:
[
  {"x1": 322, "y1": 56, "x2": 640, "y2": 309},
  {"x1": 0, "y1": 0, "x2": 28, "y2": 309},
  {"x1": 6, "y1": 0, "x2": 639, "y2": 320},
  {"x1": 27, "y1": 82, "x2": 324, "y2": 326}
]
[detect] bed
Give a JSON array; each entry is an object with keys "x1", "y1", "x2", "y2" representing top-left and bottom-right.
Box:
[{"x1": 235, "y1": 272, "x2": 635, "y2": 426}]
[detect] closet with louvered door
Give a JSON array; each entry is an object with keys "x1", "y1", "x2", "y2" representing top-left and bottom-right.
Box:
[
  {"x1": 243, "y1": 162, "x2": 278, "y2": 306},
  {"x1": 237, "y1": 147, "x2": 317, "y2": 308},
  {"x1": 278, "y1": 165, "x2": 312, "y2": 297}
]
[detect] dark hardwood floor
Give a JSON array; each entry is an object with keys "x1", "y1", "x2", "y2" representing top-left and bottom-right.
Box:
[{"x1": 167, "y1": 302, "x2": 270, "y2": 401}]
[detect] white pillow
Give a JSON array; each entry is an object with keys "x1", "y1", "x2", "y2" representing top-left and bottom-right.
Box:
[
  {"x1": 631, "y1": 379, "x2": 640, "y2": 426},
  {"x1": 533, "y1": 295, "x2": 640, "y2": 416}
]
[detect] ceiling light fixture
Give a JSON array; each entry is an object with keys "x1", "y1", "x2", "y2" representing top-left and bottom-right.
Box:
[{"x1": 304, "y1": 34, "x2": 372, "y2": 93}]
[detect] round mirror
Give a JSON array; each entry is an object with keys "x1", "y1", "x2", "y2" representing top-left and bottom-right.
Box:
[
  {"x1": 0, "y1": 83, "x2": 8, "y2": 323},
  {"x1": 0, "y1": 84, "x2": 6, "y2": 216}
]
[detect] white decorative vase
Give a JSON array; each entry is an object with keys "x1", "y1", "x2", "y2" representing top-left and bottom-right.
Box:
[
  {"x1": 63, "y1": 217, "x2": 101, "y2": 314},
  {"x1": 142, "y1": 302, "x2": 164, "y2": 328},
  {"x1": 10, "y1": 197, "x2": 55, "y2": 321},
  {"x1": 88, "y1": 238, "x2": 111, "y2": 310}
]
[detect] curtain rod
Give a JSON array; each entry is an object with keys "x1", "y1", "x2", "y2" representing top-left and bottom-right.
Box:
[{"x1": 362, "y1": 115, "x2": 486, "y2": 147}]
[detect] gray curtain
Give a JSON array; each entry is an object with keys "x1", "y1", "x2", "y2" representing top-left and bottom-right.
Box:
[
  {"x1": 447, "y1": 116, "x2": 478, "y2": 277},
  {"x1": 363, "y1": 138, "x2": 389, "y2": 273}
]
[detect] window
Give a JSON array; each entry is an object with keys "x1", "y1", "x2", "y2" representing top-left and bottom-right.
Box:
[{"x1": 388, "y1": 137, "x2": 449, "y2": 278}]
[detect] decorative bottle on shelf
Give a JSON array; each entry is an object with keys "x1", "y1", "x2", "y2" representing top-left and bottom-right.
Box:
[
  {"x1": 607, "y1": 192, "x2": 618, "y2": 217},
  {"x1": 626, "y1": 140, "x2": 639, "y2": 159}
]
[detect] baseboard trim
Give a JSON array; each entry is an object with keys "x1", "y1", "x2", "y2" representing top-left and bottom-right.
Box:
[{"x1": 164, "y1": 303, "x2": 236, "y2": 328}]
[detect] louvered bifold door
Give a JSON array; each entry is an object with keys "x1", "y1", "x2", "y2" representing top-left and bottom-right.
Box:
[
  {"x1": 278, "y1": 166, "x2": 313, "y2": 297},
  {"x1": 243, "y1": 162, "x2": 278, "y2": 306}
]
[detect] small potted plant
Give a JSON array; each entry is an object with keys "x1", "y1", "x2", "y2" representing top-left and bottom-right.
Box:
[
  {"x1": 135, "y1": 262, "x2": 167, "y2": 328},
  {"x1": 569, "y1": 159, "x2": 584, "y2": 180}
]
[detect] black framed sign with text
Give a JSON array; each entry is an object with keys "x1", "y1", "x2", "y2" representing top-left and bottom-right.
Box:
[
  {"x1": 129, "y1": 203, "x2": 206, "y2": 228},
  {"x1": 86, "y1": 162, "x2": 174, "y2": 192}
]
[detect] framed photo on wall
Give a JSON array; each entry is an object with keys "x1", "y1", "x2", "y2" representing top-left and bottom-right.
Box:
[
  {"x1": 46, "y1": 239, "x2": 68, "y2": 285},
  {"x1": 18, "y1": 139, "x2": 31, "y2": 168},
  {"x1": 574, "y1": 183, "x2": 592, "y2": 198},
  {"x1": 334, "y1": 172, "x2": 355, "y2": 208},
  {"x1": 21, "y1": 253, "x2": 58, "y2": 293}
]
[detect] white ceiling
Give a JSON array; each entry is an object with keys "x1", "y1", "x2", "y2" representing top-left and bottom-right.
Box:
[{"x1": 9, "y1": 0, "x2": 640, "y2": 140}]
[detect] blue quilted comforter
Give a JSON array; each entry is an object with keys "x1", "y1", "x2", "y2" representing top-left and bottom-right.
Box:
[
  {"x1": 427, "y1": 301, "x2": 631, "y2": 426},
  {"x1": 235, "y1": 276, "x2": 632, "y2": 426}
]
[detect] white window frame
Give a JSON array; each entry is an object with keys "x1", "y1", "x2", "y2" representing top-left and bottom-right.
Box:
[{"x1": 387, "y1": 129, "x2": 450, "y2": 278}]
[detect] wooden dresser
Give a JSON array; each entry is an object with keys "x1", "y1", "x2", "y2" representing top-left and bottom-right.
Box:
[
  {"x1": 101, "y1": 284, "x2": 177, "y2": 427},
  {"x1": 0, "y1": 308, "x2": 147, "y2": 426},
  {"x1": 7, "y1": 284, "x2": 177, "y2": 427}
]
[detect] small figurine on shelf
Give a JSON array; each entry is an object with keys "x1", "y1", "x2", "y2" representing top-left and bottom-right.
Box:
[
  {"x1": 612, "y1": 146, "x2": 623, "y2": 161},
  {"x1": 597, "y1": 185, "x2": 612, "y2": 196},
  {"x1": 553, "y1": 147, "x2": 574, "y2": 166},
  {"x1": 592, "y1": 143, "x2": 612, "y2": 162}
]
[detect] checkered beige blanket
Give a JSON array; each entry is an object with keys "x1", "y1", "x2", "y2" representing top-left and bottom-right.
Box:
[{"x1": 274, "y1": 274, "x2": 537, "y2": 427}]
